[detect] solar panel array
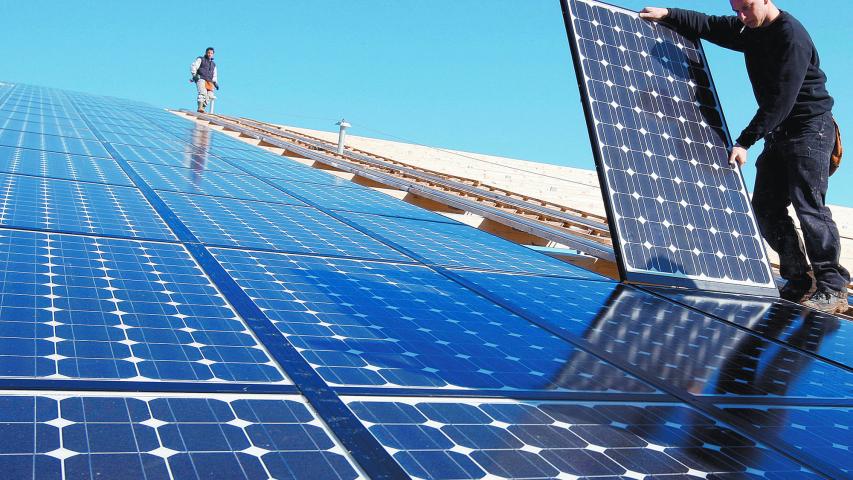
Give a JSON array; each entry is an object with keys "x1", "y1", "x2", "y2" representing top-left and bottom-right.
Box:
[
  {"x1": 562, "y1": 0, "x2": 777, "y2": 295},
  {"x1": 0, "y1": 79, "x2": 849, "y2": 479}
]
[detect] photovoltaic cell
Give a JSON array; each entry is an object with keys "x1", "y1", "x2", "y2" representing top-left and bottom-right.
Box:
[
  {"x1": 214, "y1": 248, "x2": 655, "y2": 392},
  {"x1": 0, "y1": 392, "x2": 361, "y2": 480},
  {"x1": 108, "y1": 143, "x2": 245, "y2": 174},
  {"x1": 0, "y1": 116, "x2": 98, "y2": 140},
  {"x1": 160, "y1": 192, "x2": 410, "y2": 262},
  {"x1": 226, "y1": 157, "x2": 361, "y2": 187},
  {"x1": 100, "y1": 131, "x2": 191, "y2": 151},
  {"x1": 336, "y1": 211, "x2": 604, "y2": 279},
  {"x1": 650, "y1": 287, "x2": 853, "y2": 368},
  {"x1": 128, "y1": 161, "x2": 302, "y2": 203},
  {"x1": 0, "y1": 129, "x2": 111, "y2": 158},
  {"x1": 0, "y1": 173, "x2": 176, "y2": 240},
  {"x1": 563, "y1": 0, "x2": 776, "y2": 294},
  {"x1": 1, "y1": 82, "x2": 849, "y2": 479},
  {"x1": 722, "y1": 405, "x2": 853, "y2": 476},
  {"x1": 452, "y1": 271, "x2": 853, "y2": 399},
  {"x1": 0, "y1": 229, "x2": 287, "y2": 383},
  {"x1": 346, "y1": 397, "x2": 817, "y2": 479},
  {"x1": 0, "y1": 145, "x2": 133, "y2": 186},
  {"x1": 268, "y1": 178, "x2": 458, "y2": 223}
]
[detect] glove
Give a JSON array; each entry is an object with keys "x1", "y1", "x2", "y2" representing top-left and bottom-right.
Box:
[
  {"x1": 191, "y1": 74, "x2": 199, "y2": 83},
  {"x1": 214, "y1": 82, "x2": 219, "y2": 90}
]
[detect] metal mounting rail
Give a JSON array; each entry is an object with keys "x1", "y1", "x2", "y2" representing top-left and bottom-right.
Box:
[
  {"x1": 205, "y1": 113, "x2": 611, "y2": 238},
  {"x1": 183, "y1": 110, "x2": 616, "y2": 261},
  {"x1": 245, "y1": 118, "x2": 609, "y2": 226}
]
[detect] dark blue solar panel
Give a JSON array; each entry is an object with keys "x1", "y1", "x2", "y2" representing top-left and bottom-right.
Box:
[
  {"x1": 100, "y1": 131, "x2": 191, "y2": 151},
  {"x1": 0, "y1": 145, "x2": 133, "y2": 186},
  {"x1": 0, "y1": 393, "x2": 359, "y2": 479},
  {"x1": 0, "y1": 173, "x2": 176, "y2": 240},
  {"x1": 452, "y1": 270, "x2": 853, "y2": 399},
  {"x1": 128, "y1": 161, "x2": 302, "y2": 203},
  {"x1": 347, "y1": 397, "x2": 818, "y2": 479},
  {"x1": 268, "y1": 178, "x2": 458, "y2": 223},
  {"x1": 1, "y1": 82, "x2": 848, "y2": 479},
  {"x1": 213, "y1": 247, "x2": 654, "y2": 392},
  {"x1": 564, "y1": 0, "x2": 776, "y2": 294},
  {"x1": 109, "y1": 143, "x2": 245, "y2": 174},
  {"x1": 0, "y1": 129, "x2": 111, "y2": 158},
  {"x1": 226, "y1": 157, "x2": 366, "y2": 187},
  {"x1": 0, "y1": 116, "x2": 98, "y2": 140},
  {"x1": 722, "y1": 405, "x2": 853, "y2": 476},
  {"x1": 0, "y1": 229, "x2": 287, "y2": 382},
  {"x1": 161, "y1": 192, "x2": 411, "y2": 262},
  {"x1": 650, "y1": 287, "x2": 853, "y2": 369},
  {"x1": 207, "y1": 145, "x2": 291, "y2": 163},
  {"x1": 0, "y1": 109, "x2": 88, "y2": 128},
  {"x1": 336, "y1": 211, "x2": 605, "y2": 279}
]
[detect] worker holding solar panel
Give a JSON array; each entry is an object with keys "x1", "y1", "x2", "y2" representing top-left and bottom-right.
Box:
[
  {"x1": 640, "y1": 1, "x2": 849, "y2": 313},
  {"x1": 190, "y1": 47, "x2": 219, "y2": 113}
]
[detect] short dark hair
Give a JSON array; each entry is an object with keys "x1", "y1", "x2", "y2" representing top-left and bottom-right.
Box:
[{"x1": 205, "y1": 47, "x2": 215, "y2": 53}]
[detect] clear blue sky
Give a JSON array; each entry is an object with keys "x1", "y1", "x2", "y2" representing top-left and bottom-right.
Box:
[{"x1": 2, "y1": 1, "x2": 850, "y2": 206}]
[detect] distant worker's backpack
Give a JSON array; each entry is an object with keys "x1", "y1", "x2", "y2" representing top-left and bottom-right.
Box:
[{"x1": 830, "y1": 117, "x2": 842, "y2": 176}]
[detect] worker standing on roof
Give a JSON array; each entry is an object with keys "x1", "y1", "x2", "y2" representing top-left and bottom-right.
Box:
[
  {"x1": 641, "y1": 1, "x2": 848, "y2": 314},
  {"x1": 190, "y1": 47, "x2": 219, "y2": 113}
]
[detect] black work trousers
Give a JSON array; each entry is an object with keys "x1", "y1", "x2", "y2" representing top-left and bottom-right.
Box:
[{"x1": 752, "y1": 111, "x2": 850, "y2": 292}]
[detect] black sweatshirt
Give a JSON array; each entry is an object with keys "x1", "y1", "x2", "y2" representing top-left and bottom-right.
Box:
[{"x1": 665, "y1": 8, "x2": 833, "y2": 148}]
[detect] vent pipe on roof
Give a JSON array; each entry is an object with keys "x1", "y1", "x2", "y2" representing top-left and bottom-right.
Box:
[{"x1": 336, "y1": 119, "x2": 351, "y2": 154}]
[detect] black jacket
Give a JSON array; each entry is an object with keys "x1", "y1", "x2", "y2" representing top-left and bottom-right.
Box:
[{"x1": 665, "y1": 8, "x2": 833, "y2": 148}]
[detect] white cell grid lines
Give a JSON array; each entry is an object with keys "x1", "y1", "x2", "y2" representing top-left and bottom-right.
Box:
[{"x1": 565, "y1": 0, "x2": 776, "y2": 294}]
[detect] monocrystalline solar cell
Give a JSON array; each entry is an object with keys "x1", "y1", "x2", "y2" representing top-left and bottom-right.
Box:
[
  {"x1": 128, "y1": 161, "x2": 302, "y2": 203},
  {"x1": 213, "y1": 248, "x2": 655, "y2": 392},
  {"x1": 722, "y1": 405, "x2": 853, "y2": 476},
  {"x1": 109, "y1": 143, "x2": 245, "y2": 173},
  {"x1": 0, "y1": 230, "x2": 287, "y2": 382},
  {"x1": 0, "y1": 145, "x2": 133, "y2": 186},
  {"x1": 0, "y1": 117, "x2": 98, "y2": 140},
  {"x1": 0, "y1": 129, "x2": 111, "y2": 158},
  {"x1": 650, "y1": 287, "x2": 853, "y2": 368},
  {"x1": 453, "y1": 271, "x2": 853, "y2": 399},
  {"x1": 100, "y1": 131, "x2": 191, "y2": 151},
  {"x1": 226, "y1": 157, "x2": 358, "y2": 187},
  {"x1": 1, "y1": 81, "x2": 849, "y2": 479},
  {"x1": 0, "y1": 173, "x2": 176, "y2": 240},
  {"x1": 562, "y1": 0, "x2": 776, "y2": 294},
  {"x1": 0, "y1": 392, "x2": 361, "y2": 480},
  {"x1": 268, "y1": 178, "x2": 458, "y2": 223},
  {"x1": 160, "y1": 192, "x2": 410, "y2": 262},
  {"x1": 346, "y1": 397, "x2": 817, "y2": 479},
  {"x1": 336, "y1": 211, "x2": 604, "y2": 279}
]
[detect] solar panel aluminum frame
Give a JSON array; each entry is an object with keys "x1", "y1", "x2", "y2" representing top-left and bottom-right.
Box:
[{"x1": 559, "y1": 0, "x2": 778, "y2": 297}]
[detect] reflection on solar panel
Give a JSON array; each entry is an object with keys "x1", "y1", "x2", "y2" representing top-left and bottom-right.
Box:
[
  {"x1": 1, "y1": 80, "x2": 848, "y2": 478},
  {"x1": 214, "y1": 248, "x2": 653, "y2": 392},
  {"x1": 722, "y1": 405, "x2": 853, "y2": 477},
  {"x1": 338, "y1": 212, "x2": 601, "y2": 278},
  {"x1": 650, "y1": 287, "x2": 853, "y2": 367},
  {"x1": 561, "y1": 0, "x2": 777, "y2": 295},
  {"x1": 453, "y1": 271, "x2": 853, "y2": 399},
  {"x1": 347, "y1": 397, "x2": 817, "y2": 479}
]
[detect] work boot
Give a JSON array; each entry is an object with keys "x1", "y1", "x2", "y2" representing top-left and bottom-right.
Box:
[
  {"x1": 197, "y1": 101, "x2": 205, "y2": 113},
  {"x1": 802, "y1": 287, "x2": 849, "y2": 314},
  {"x1": 779, "y1": 276, "x2": 813, "y2": 303}
]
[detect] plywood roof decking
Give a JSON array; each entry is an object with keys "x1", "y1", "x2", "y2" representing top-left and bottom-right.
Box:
[{"x1": 280, "y1": 124, "x2": 853, "y2": 273}]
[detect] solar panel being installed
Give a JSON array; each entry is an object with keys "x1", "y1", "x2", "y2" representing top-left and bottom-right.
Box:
[
  {"x1": 0, "y1": 80, "x2": 849, "y2": 479},
  {"x1": 561, "y1": 0, "x2": 778, "y2": 295}
]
